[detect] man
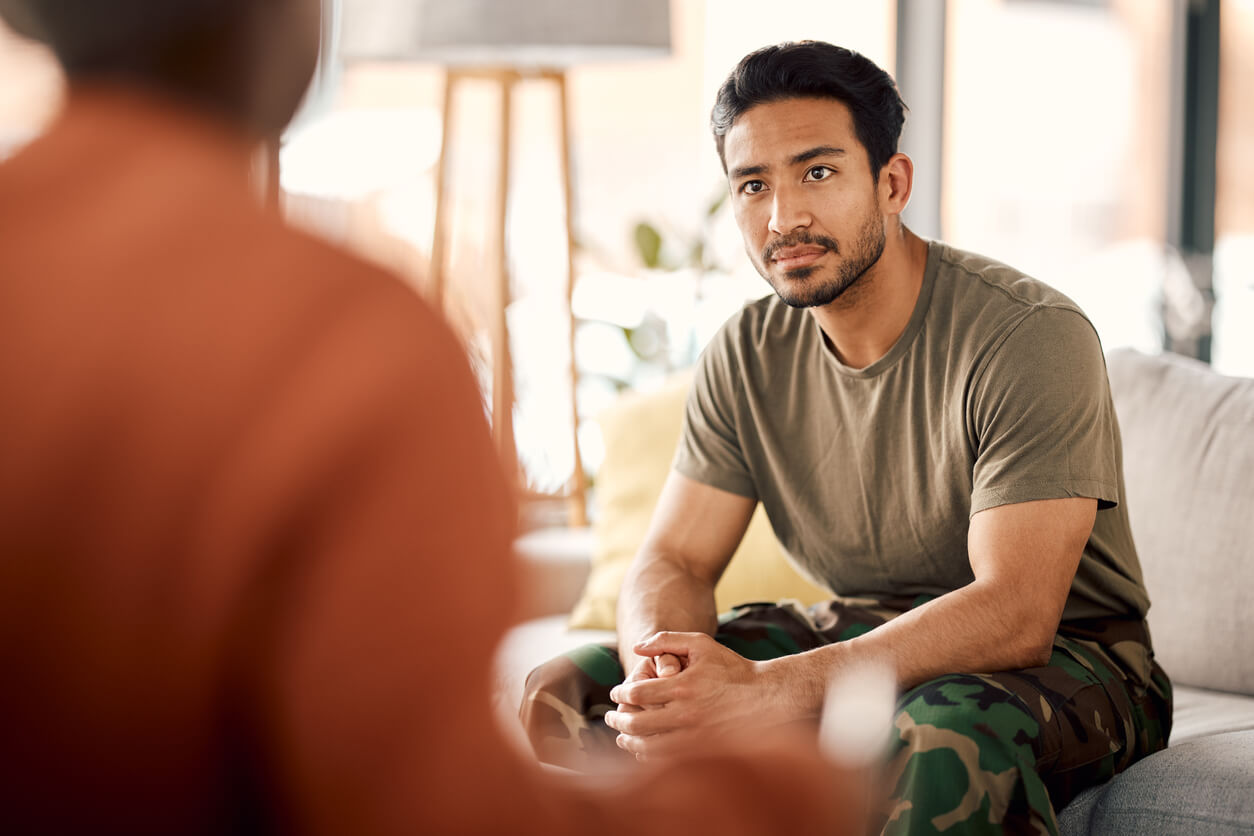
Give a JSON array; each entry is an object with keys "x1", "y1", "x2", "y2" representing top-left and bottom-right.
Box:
[
  {"x1": 0, "y1": 6, "x2": 863, "y2": 833},
  {"x1": 522, "y1": 41, "x2": 1172, "y2": 834}
]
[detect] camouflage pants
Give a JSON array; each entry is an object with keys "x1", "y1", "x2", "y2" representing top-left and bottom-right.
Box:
[{"x1": 520, "y1": 598, "x2": 1172, "y2": 835}]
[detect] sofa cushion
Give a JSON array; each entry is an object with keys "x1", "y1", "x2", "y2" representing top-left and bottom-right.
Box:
[
  {"x1": 1058, "y1": 730, "x2": 1254, "y2": 835},
  {"x1": 1107, "y1": 349, "x2": 1254, "y2": 696},
  {"x1": 568, "y1": 372, "x2": 830, "y2": 630},
  {"x1": 1169, "y1": 685, "x2": 1254, "y2": 745}
]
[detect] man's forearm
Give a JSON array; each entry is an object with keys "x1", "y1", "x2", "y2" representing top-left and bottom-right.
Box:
[
  {"x1": 766, "y1": 579, "x2": 1059, "y2": 719},
  {"x1": 617, "y1": 550, "x2": 719, "y2": 672}
]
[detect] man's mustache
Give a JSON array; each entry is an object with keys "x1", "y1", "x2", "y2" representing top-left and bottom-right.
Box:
[{"x1": 762, "y1": 232, "x2": 840, "y2": 263}]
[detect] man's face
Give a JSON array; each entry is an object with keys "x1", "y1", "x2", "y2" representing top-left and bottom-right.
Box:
[{"x1": 723, "y1": 97, "x2": 886, "y2": 309}]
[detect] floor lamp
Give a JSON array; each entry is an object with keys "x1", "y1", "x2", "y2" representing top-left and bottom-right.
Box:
[{"x1": 341, "y1": 0, "x2": 672, "y2": 527}]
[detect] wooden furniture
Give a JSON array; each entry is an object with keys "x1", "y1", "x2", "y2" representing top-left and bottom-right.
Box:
[
  {"x1": 428, "y1": 67, "x2": 586, "y2": 525},
  {"x1": 338, "y1": 0, "x2": 671, "y2": 527}
]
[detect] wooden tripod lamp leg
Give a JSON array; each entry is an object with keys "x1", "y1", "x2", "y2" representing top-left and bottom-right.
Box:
[
  {"x1": 429, "y1": 72, "x2": 457, "y2": 308},
  {"x1": 492, "y1": 71, "x2": 519, "y2": 487},
  {"x1": 554, "y1": 71, "x2": 588, "y2": 527}
]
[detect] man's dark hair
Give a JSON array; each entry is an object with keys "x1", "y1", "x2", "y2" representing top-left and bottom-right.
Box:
[
  {"x1": 0, "y1": 0, "x2": 250, "y2": 109},
  {"x1": 711, "y1": 40, "x2": 907, "y2": 176}
]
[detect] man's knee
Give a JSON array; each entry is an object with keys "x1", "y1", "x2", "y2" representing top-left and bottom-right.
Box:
[
  {"x1": 885, "y1": 675, "x2": 1051, "y2": 833},
  {"x1": 519, "y1": 644, "x2": 624, "y2": 768},
  {"x1": 894, "y1": 673, "x2": 1040, "y2": 752},
  {"x1": 523, "y1": 644, "x2": 624, "y2": 705},
  {"x1": 890, "y1": 673, "x2": 1041, "y2": 790}
]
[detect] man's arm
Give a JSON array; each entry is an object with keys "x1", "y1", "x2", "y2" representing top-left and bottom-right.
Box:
[
  {"x1": 607, "y1": 496, "x2": 1094, "y2": 758},
  {"x1": 765, "y1": 495, "x2": 1095, "y2": 709},
  {"x1": 616, "y1": 470, "x2": 756, "y2": 676}
]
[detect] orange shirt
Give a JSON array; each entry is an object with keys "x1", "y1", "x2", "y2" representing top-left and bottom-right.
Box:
[{"x1": 0, "y1": 87, "x2": 857, "y2": 834}]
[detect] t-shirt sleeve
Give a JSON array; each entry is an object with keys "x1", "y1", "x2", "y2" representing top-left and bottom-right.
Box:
[
  {"x1": 968, "y1": 305, "x2": 1120, "y2": 515},
  {"x1": 672, "y1": 322, "x2": 758, "y2": 499}
]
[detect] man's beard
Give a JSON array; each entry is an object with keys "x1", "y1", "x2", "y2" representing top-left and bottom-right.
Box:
[{"x1": 757, "y1": 214, "x2": 887, "y2": 309}]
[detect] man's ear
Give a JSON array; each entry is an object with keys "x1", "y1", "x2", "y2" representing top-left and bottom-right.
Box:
[{"x1": 878, "y1": 152, "x2": 914, "y2": 216}]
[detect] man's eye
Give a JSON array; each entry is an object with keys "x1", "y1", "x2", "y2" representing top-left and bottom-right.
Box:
[
  {"x1": 805, "y1": 166, "x2": 833, "y2": 181},
  {"x1": 740, "y1": 180, "x2": 766, "y2": 195}
]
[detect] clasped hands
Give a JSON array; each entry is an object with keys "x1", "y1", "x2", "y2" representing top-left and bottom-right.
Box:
[{"x1": 604, "y1": 631, "x2": 779, "y2": 761}]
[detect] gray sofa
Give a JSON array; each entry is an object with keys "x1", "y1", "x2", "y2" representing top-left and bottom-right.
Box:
[
  {"x1": 497, "y1": 348, "x2": 1254, "y2": 831},
  {"x1": 1057, "y1": 348, "x2": 1254, "y2": 834}
]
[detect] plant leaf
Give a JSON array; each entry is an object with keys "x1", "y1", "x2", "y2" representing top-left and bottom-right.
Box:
[
  {"x1": 706, "y1": 190, "x2": 728, "y2": 217},
  {"x1": 633, "y1": 222, "x2": 663, "y2": 269}
]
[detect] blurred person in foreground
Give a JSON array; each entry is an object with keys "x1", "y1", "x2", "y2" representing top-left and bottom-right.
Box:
[
  {"x1": 0, "y1": 3, "x2": 865, "y2": 833},
  {"x1": 522, "y1": 41, "x2": 1172, "y2": 835}
]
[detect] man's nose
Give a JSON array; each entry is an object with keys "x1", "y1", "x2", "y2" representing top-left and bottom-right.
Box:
[{"x1": 768, "y1": 187, "x2": 812, "y2": 235}]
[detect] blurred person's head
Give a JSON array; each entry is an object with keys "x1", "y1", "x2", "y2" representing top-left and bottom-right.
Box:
[
  {"x1": 0, "y1": 0, "x2": 322, "y2": 136},
  {"x1": 710, "y1": 41, "x2": 906, "y2": 178}
]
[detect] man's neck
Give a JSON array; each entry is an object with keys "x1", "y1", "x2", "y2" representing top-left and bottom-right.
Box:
[
  {"x1": 56, "y1": 81, "x2": 258, "y2": 192},
  {"x1": 808, "y1": 226, "x2": 929, "y2": 369}
]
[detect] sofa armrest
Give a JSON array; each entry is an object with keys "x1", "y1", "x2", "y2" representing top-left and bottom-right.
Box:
[{"x1": 512, "y1": 526, "x2": 595, "y2": 620}]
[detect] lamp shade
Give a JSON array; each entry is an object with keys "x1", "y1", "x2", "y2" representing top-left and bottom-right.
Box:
[{"x1": 340, "y1": 0, "x2": 671, "y2": 67}]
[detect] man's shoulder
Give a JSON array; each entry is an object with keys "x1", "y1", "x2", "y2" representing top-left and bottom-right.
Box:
[
  {"x1": 229, "y1": 222, "x2": 463, "y2": 384},
  {"x1": 692, "y1": 294, "x2": 817, "y2": 393},
  {"x1": 931, "y1": 240, "x2": 1085, "y2": 316},
  {"x1": 926, "y1": 241, "x2": 1100, "y2": 362},
  {"x1": 925, "y1": 243, "x2": 1108, "y2": 402},
  {"x1": 711, "y1": 292, "x2": 811, "y2": 356}
]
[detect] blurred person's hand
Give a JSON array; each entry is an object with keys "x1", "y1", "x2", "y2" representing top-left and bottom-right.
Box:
[{"x1": 600, "y1": 716, "x2": 876, "y2": 836}]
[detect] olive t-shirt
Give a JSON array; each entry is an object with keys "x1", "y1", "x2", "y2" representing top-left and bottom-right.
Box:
[{"x1": 674, "y1": 240, "x2": 1148, "y2": 621}]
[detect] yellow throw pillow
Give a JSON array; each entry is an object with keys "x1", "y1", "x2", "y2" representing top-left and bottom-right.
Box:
[{"x1": 568, "y1": 371, "x2": 830, "y2": 631}]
